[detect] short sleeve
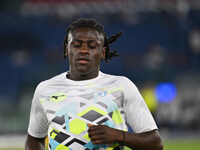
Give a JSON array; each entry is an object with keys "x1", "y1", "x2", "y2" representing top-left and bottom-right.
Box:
[
  {"x1": 120, "y1": 77, "x2": 158, "y2": 133},
  {"x1": 28, "y1": 83, "x2": 48, "y2": 138}
]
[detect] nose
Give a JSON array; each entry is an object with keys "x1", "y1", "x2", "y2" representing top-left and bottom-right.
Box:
[{"x1": 79, "y1": 43, "x2": 89, "y2": 54}]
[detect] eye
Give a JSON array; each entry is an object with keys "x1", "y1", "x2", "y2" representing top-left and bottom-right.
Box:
[
  {"x1": 88, "y1": 42, "x2": 97, "y2": 49},
  {"x1": 72, "y1": 41, "x2": 81, "y2": 48},
  {"x1": 88, "y1": 45, "x2": 96, "y2": 49},
  {"x1": 73, "y1": 44, "x2": 81, "y2": 48}
]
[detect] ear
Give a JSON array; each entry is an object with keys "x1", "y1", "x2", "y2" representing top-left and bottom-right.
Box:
[
  {"x1": 101, "y1": 47, "x2": 106, "y2": 59},
  {"x1": 64, "y1": 44, "x2": 68, "y2": 57}
]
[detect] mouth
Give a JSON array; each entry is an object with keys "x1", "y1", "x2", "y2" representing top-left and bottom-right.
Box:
[{"x1": 76, "y1": 57, "x2": 90, "y2": 64}]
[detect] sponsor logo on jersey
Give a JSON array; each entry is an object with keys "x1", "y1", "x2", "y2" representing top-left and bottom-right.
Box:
[
  {"x1": 50, "y1": 92, "x2": 67, "y2": 103},
  {"x1": 99, "y1": 91, "x2": 107, "y2": 97}
]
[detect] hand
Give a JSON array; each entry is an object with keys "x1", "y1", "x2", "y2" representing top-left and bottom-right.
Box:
[{"x1": 87, "y1": 123, "x2": 123, "y2": 145}]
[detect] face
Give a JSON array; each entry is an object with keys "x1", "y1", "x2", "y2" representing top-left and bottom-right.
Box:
[{"x1": 65, "y1": 28, "x2": 105, "y2": 80}]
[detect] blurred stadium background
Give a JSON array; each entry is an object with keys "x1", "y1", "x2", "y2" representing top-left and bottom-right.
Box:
[{"x1": 0, "y1": 0, "x2": 200, "y2": 149}]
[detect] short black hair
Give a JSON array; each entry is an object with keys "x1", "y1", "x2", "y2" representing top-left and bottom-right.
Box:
[{"x1": 63, "y1": 18, "x2": 122, "y2": 63}]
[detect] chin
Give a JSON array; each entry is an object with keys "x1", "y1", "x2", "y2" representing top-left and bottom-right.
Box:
[
  {"x1": 76, "y1": 68, "x2": 91, "y2": 75},
  {"x1": 77, "y1": 67, "x2": 98, "y2": 76},
  {"x1": 78, "y1": 71, "x2": 90, "y2": 76}
]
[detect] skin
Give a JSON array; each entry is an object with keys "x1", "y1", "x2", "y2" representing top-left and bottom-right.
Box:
[
  {"x1": 25, "y1": 135, "x2": 45, "y2": 150},
  {"x1": 87, "y1": 123, "x2": 163, "y2": 150},
  {"x1": 25, "y1": 27, "x2": 163, "y2": 150},
  {"x1": 65, "y1": 27, "x2": 106, "y2": 81}
]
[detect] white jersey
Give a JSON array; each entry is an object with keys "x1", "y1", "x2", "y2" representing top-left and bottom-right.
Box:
[{"x1": 28, "y1": 71, "x2": 157, "y2": 150}]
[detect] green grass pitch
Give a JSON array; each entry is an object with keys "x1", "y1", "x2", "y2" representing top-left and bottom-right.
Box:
[{"x1": 1, "y1": 139, "x2": 200, "y2": 150}]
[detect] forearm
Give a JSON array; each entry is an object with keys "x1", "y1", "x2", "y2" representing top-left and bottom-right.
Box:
[
  {"x1": 87, "y1": 124, "x2": 163, "y2": 150},
  {"x1": 121, "y1": 130, "x2": 163, "y2": 150},
  {"x1": 25, "y1": 134, "x2": 46, "y2": 150}
]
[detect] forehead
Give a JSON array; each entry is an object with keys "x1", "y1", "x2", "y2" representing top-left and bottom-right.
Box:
[{"x1": 69, "y1": 28, "x2": 104, "y2": 41}]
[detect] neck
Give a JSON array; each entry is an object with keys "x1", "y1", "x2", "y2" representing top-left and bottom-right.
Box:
[{"x1": 67, "y1": 69, "x2": 99, "y2": 81}]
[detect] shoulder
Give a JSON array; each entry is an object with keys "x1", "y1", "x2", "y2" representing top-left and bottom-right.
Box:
[
  {"x1": 101, "y1": 72, "x2": 135, "y2": 86},
  {"x1": 101, "y1": 72, "x2": 125, "y2": 80},
  {"x1": 36, "y1": 72, "x2": 66, "y2": 92}
]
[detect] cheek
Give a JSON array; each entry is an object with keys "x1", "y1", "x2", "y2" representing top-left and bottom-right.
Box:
[
  {"x1": 68, "y1": 51, "x2": 75, "y2": 63},
  {"x1": 93, "y1": 53, "x2": 102, "y2": 63}
]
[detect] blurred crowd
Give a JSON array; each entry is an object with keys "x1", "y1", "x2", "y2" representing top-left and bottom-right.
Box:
[{"x1": 0, "y1": 0, "x2": 200, "y2": 135}]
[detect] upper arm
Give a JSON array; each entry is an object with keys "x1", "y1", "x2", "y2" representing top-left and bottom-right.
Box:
[
  {"x1": 25, "y1": 134, "x2": 46, "y2": 150},
  {"x1": 121, "y1": 77, "x2": 158, "y2": 133},
  {"x1": 28, "y1": 83, "x2": 48, "y2": 138}
]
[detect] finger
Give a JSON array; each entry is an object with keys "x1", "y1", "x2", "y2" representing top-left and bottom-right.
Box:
[
  {"x1": 92, "y1": 136, "x2": 105, "y2": 145},
  {"x1": 88, "y1": 129, "x2": 105, "y2": 139},
  {"x1": 90, "y1": 135, "x2": 104, "y2": 144},
  {"x1": 88, "y1": 124, "x2": 100, "y2": 132},
  {"x1": 93, "y1": 139, "x2": 104, "y2": 145},
  {"x1": 87, "y1": 123, "x2": 93, "y2": 128},
  {"x1": 88, "y1": 128, "x2": 104, "y2": 136}
]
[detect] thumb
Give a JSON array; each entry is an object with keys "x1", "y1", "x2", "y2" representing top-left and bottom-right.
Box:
[{"x1": 87, "y1": 123, "x2": 93, "y2": 128}]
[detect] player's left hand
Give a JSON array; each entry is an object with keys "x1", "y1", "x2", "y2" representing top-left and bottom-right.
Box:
[{"x1": 87, "y1": 123, "x2": 123, "y2": 145}]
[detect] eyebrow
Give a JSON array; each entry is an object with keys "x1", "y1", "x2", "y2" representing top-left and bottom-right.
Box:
[{"x1": 72, "y1": 39, "x2": 100, "y2": 43}]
